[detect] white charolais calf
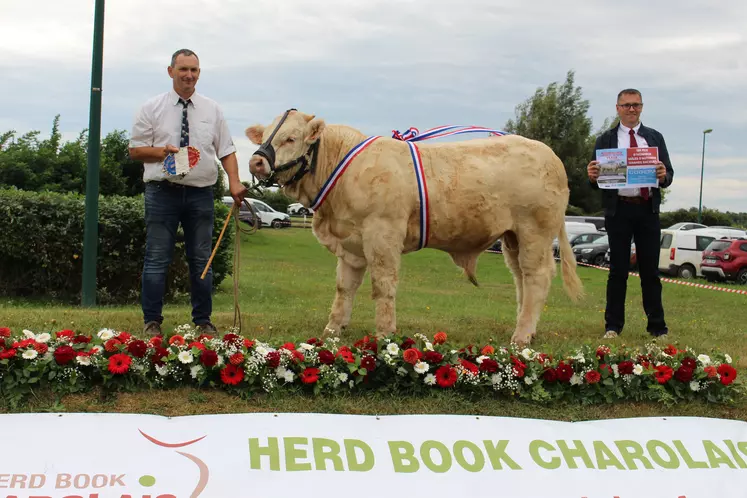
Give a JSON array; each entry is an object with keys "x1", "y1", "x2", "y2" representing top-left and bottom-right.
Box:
[{"x1": 246, "y1": 110, "x2": 582, "y2": 346}]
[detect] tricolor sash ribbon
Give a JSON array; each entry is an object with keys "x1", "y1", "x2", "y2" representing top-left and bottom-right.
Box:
[{"x1": 310, "y1": 124, "x2": 508, "y2": 250}]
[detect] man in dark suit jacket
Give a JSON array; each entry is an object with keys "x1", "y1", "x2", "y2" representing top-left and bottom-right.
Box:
[{"x1": 587, "y1": 88, "x2": 674, "y2": 339}]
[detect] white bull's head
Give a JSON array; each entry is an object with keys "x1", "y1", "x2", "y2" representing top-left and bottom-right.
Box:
[{"x1": 246, "y1": 109, "x2": 325, "y2": 182}]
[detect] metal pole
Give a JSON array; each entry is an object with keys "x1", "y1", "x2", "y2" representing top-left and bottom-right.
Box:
[
  {"x1": 697, "y1": 128, "x2": 712, "y2": 225},
  {"x1": 81, "y1": 0, "x2": 106, "y2": 307}
]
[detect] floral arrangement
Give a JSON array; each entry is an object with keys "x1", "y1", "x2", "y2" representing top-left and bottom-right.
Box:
[{"x1": 0, "y1": 325, "x2": 741, "y2": 408}]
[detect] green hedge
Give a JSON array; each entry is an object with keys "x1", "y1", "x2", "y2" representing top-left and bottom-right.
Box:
[{"x1": 0, "y1": 188, "x2": 233, "y2": 304}]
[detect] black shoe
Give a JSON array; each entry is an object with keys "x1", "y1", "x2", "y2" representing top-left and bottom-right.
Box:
[{"x1": 143, "y1": 321, "x2": 162, "y2": 337}]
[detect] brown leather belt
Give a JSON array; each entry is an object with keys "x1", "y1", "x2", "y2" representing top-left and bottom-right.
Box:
[{"x1": 618, "y1": 196, "x2": 650, "y2": 205}]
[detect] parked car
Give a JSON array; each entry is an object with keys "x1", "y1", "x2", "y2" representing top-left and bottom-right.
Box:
[
  {"x1": 700, "y1": 237, "x2": 747, "y2": 285},
  {"x1": 552, "y1": 222, "x2": 599, "y2": 258},
  {"x1": 565, "y1": 216, "x2": 605, "y2": 231},
  {"x1": 248, "y1": 199, "x2": 292, "y2": 228},
  {"x1": 221, "y1": 196, "x2": 260, "y2": 229},
  {"x1": 603, "y1": 243, "x2": 637, "y2": 271},
  {"x1": 572, "y1": 235, "x2": 609, "y2": 266},
  {"x1": 288, "y1": 202, "x2": 314, "y2": 216},
  {"x1": 658, "y1": 229, "x2": 716, "y2": 279},
  {"x1": 666, "y1": 222, "x2": 707, "y2": 231}
]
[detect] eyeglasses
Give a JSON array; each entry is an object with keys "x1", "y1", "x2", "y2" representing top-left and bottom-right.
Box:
[{"x1": 617, "y1": 103, "x2": 643, "y2": 110}]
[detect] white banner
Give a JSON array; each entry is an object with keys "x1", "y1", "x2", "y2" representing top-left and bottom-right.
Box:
[{"x1": 3, "y1": 413, "x2": 746, "y2": 498}]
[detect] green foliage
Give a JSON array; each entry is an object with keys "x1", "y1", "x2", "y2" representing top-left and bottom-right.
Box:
[
  {"x1": 659, "y1": 207, "x2": 738, "y2": 229},
  {"x1": 0, "y1": 189, "x2": 233, "y2": 304},
  {"x1": 242, "y1": 185, "x2": 295, "y2": 212}
]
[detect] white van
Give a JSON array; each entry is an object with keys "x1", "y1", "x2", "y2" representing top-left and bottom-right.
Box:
[
  {"x1": 222, "y1": 197, "x2": 291, "y2": 228},
  {"x1": 658, "y1": 229, "x2": 717, "y2": 279}
]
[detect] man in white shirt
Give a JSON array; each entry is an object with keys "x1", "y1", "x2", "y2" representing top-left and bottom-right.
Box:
[
  {"x1": 129, "y1": 48, "x2": 247, "y2": 336},
  {"x1": 586, "y1": 89, "x2": 674, "y2": 340}
]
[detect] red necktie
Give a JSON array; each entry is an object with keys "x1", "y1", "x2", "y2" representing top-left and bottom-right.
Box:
[{"x1": 629, "y1": 129, "x2": 650, "y2": 200}]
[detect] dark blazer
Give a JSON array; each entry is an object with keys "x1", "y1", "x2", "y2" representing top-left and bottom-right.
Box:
[{"x1": 590, "y1": 123, "x2": 674, "y2": 216}]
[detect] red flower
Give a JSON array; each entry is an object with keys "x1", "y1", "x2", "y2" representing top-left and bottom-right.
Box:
[
  {"x1": 54, "y1": 345, "x2": 76, "y2": 365},
  {"x1": 617, "y1": 361, "x2": 634, "y2": 375},
  {"x1": 360, "y1": 355, "x2": 376, "y2": 372},
  {"x1": 400, "y1": 338, "x2": 415, "y2": 350},
  {"x1": 104, "y1": 338, "x2": 122, "y2": 353},
  {"x1": 280, "y1": 342, "x2": 296, "y2": 351},
  {"x1": 481, "y1": 344, "x2": 495, "y2": 355},
  {"x1": 459, "y1": 359, "x2": 479, "y2": 375},
  {"x1": 127, "y1": 340, "x2": 147, "y2": 358},
  {"x1": 318, "y1": 349, "x2": 335, "y2": 365},
  {"x1": 188, "y1": 341, "x2": 206, "y2": 351},
  {"x1": 511, "y1": 356, "x2": 526, "y2": 378},
  {"x1": 654, "y1": 365, "x2": 673, "y2": 384},
  {"x1": 117, "y1": 331, "x2": 132, "y2": 343},
  {"x1": 266, "y1": 351, "x2": 281, "y2": 368},
  {"x1": 424, "y1": 351, "x2": 444, "y2": 364},
  {"x1": 0, "y1": 327, "x2": 10, "y2": 338},
  {"x1": 300, "y1": 367, "x2": 320, "y2": 384},
  {"x1": 674, "y1": 366, "x2": 694, "y2": 383},
  {"x1": 108, "y1": 353, "x2": 132, "y2": 375},
  {"x1": 149, "y1": 336, "x2": 163, "y2": 347},
  {"x1": 14, "y1": 339, "x2": 35, "y2": 348},
  {"x1": 222, "y1": 334, "x2": 242, "y2": 347},
  {"x1": 433, "y1": 332, "x2": 448, "y2": 345},
  {"x1": 220, "y1": 364, "x2": 244, "y2": 385},
  {"x1": 403, "y1": 348, "x2": 422, "y2": 365},
  {"x1": 243, "y1": 339, "x2": 255, "y2": 349},
  {"x1": 200, "y1": 350, "x2": 219, "y2": 368},
  {"x1": 336, "y1": 347, "x2": 355, "y2": 364},
  {"x1": 664, "y1": 344, "x2": 678, "y2": 356},
  {"x1": 72, "y1": 335, "x2": 91, "y2": 344},
  {"x1": 306, "y1": 337, "x2": 319, "y2": 346},
  {"x1": 229, "y1": 353, "x2": 245, "y2": 366},
  {"x1": 291, "y1": 350, "x2": 305, "y2": 363},
  {"x1": 681, "y1": 357, "x2": 697, "y2": 370},
  {"x1": 56, "y1": 329, "x2": 75, "y2": 340},
  {"x1": 435, "y1": 365, "x2": 458, "y2": 388},
  {"x1": 354, "y1": 336, "x2": 378, "y2": 353},
  {"x1": 197, "y1": 334, "x2": 214, "y2": 342},
  {"x1": 585, "y1": 371, "x2": 601, "y2": 384},
  {"x1": 479, "y1": 358, "x2": 499, "y2": 373},
  {"x1": 717, "y1": 364, "x2": 737, "y2": 386},
  {"x1": 596, "y1": 345, "x2": 611, "y2": 361},
  {"x1": 599, "y1": 364, "x2": 613, "y2": 375},
  {"x1": 0, "y1": 348, "x2": 17, "y2": 360},
  {"x1": 151, "y1": 347, "x2": 169, "y2": 366},
  {"x1": 33, "y1": 342, "x2": 48, "y2": 355},
  {"x1": 543, "y1": 368, "x2": 558, "y2": 382},
  {"x1": 704, "y1": 365, "x2": 718, "y2": 378},
  {"x1": 556, "y1": 362, "x2": 573, "y2": 383},
  {"x1": 169, "y1": 335, "x2": 185, "y2": 347}
]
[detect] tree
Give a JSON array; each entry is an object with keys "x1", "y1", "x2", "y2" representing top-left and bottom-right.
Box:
[{"x1": 504, "y1": 70, "x2": 605, "y2": 214}]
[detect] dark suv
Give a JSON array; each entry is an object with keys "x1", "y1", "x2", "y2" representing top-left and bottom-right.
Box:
[{"x1": 701, "y1": 237, "x2": 747, "y2": 285}]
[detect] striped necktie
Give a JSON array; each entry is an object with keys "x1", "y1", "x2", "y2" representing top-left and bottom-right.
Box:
[{"x1": 179, "y1": 98, "x2": 191, "y2": 147}]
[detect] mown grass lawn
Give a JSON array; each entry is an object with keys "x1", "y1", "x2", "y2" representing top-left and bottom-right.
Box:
[{"x1": 1, "y1": 227, "x2": 745, "y2": 419}]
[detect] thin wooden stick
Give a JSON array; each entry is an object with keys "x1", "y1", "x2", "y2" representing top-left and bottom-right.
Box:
[{"x1": 201, "y1": 203, "x2": 236, "y2": 280}]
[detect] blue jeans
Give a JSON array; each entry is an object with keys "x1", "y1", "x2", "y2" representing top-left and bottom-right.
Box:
[{"x1": 142, "y1": 182, "x2": 214, "y2": 326}]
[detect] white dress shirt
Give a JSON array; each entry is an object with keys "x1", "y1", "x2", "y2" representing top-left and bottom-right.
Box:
[
  {"x1": 129, "y1": 89, "x2": 236, "y2": 187},
  {"x1": 616, "y1": 122, "x2": 648, "y2": 197}
]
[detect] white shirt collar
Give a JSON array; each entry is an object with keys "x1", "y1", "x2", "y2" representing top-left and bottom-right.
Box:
[
  {"x1": 169, "y1": 89, "x2": 197, "y2": 107},
  {"x1": 619, "y1": 121, "x2": 641, "y2": 134}
]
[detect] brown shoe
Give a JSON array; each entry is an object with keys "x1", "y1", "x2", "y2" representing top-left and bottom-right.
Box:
[
  {"x1": 143, "y1": 321, "x2": 162, "y2": 337},
  {"x1": 196, "y1": 322, "x2": 218, "y2": 335}
]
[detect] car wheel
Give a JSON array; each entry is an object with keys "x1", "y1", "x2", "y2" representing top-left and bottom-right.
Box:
[
  {"x1": 271, "y1": 220, "x2": 281, "y2": 228},
  {"x1": 299, "y1": 208, "x2": 309, "y2": 215},
  {"x1": 593, "y1": 254, "x2": 605, "y2": 266},
  {"x1": 738, "y1": 268, "x2": 747, "y2": 285},
  {"x1": 677, "y1": 264, "x2": 696, "y2": 279}
]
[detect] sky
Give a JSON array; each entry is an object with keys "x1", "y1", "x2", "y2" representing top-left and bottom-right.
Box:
[{"x1": 1, "y1": 0, "x2": 745, "y2": 213}]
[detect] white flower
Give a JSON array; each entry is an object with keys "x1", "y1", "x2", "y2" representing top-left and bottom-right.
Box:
[
  {"x1": 349, "y1": 380, "x2": 355, "y2": 388},
  {"x1": 190, "y1": 365, "x2": 203, "y2": 379},
  {"x1": 22, "y1": 349, "x2": 38, "y2": 360},
  {"x1": 524, "y1": 376, "x2": 534, "y2": 385},
  {"x1": 386, "y1": 343, "x2": 400, "y2": 356},
  {"x1": 35, "y1": 333, "x2": 51, "y2": 343},
  {"x1": 611, "y1": 364, "x2": 620, "y2": 378},
  {"x1": 155, "y1": 364, "x2": 169, "y2": 376},
  {"x1": 178, "y1": 351, "x2": 194, "y2": 364},
  {"x1": 490, "y1": 373, "x2": 502, "y2": 385},
  {"x1": 570, "y1": 374, "x2": 583, "y2": 386},
  {"x1": 23, "y1": 329, "x2": 35, "y2": 339},
  {"x1": 97, "y1": 328, "x2": 115, "y2": 341},
  {"x1": 76, "y1": 355, "x2": 91, "y2": 366},
  {"x1": 697, "y1": 354, "x2": 711, "y2": 366},
  {"x1": 299, "y1": 343, "x2": 314, "y2": 351},
  {"x1": 476, "y1": 355, "x2": 489, "y2": 364},
  {"x1": 423, "y1": 374, "x2": 437, "y2": 385},
  {"x1": 689, "y1": 381, "x2": 700, "y2": 392},
  {"x1": 724, "y1": 354, "x2": 732, "y2": 364},
  {"x1": 283, "y1": 370, "x2": 295, "y2": 383},
  {"x1": 424, "y1": 342, "x2": 434, "y2": 351},
  {"x1": 275, "y1": 366, "x2": 288, "y2": 379},
  {"x1": 255, "y1": 345, "x2": 269, "y2": 357},
  {"x1": 397, "y1": 366, "x2": 408, "y2": 377},
  {"x1": 521, "y1": 348, "x2": 534, "y2": 360},
  {"x1": 414, "y1": 361, "x2": 429, "y2": 374},
  {"x1": 633, "y1": 364, "x2": 644, "y2": 376},
  {"x1": 338, "y1": 372, "x2": 348, "y2": 382}
]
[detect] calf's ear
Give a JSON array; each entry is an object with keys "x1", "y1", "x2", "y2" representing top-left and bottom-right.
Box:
[
  {"x1": 245, "y1": 125, "x2": 265, "y2": 145},
  {"x1": 305, "y1": 118, "x2": 325, "y2": 144}
]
